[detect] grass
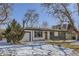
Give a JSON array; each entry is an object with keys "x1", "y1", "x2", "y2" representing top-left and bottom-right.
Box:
[
  {"x1": 60, "y1": 43, "x2": 79, "y2": 49},
  {"x1": 49, "y1": 41, "x2": 79, "y2": 53},
  {"x1": 47, "y1": 39, "x2": 79, "y2": 49}
]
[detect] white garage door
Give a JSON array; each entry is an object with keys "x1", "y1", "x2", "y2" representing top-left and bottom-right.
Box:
[{"x1": 22, "y1": 32, "x2": 31, "y2": 42}]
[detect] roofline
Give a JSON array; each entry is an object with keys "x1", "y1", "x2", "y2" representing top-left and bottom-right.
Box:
[{"x1": 24, "y1": 27, "x2": 67, "y2": 32}]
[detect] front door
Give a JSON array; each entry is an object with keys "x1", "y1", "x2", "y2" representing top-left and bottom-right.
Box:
[{"x1": 45, "y1": 32, "x2": 48, "y2": 40}]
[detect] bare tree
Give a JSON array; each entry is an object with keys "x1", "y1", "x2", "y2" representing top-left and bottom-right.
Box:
[
  {"x1": 0, "y1": 3, "x2": 11, "y2": 25},
  {"x1": 41, "y1": 21, "x2": 48, "y2": 28},
  {"x1": 0, "y1": 3, "x2": 11, "y2": 39},
  {"x1": 77, "y1": 3, "x2": 79, "y2": 15},
  {"x1": 42, "y1": 3, "x2": 78, "y2": 32},
  {"x1": 23, "y1": 10, "x2": 39, "y2": 28}
]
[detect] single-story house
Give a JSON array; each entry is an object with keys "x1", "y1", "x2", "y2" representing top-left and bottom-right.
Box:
[{"x1": 21, "y1": 27, "x2": 78, "y2": 42}]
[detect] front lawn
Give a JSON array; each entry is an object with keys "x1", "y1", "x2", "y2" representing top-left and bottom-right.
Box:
[{"x1": 47, "y1": 39, "x2": 79, "y2": 49}]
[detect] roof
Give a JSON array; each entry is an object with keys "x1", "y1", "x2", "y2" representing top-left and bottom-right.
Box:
[{"x1": 24, "y1": 27, "x2": 67, "y2": 32}]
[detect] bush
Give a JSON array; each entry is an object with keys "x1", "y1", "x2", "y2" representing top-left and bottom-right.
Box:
[{"x1": 4, "y1": 19, "x2": 25, "y2": 44}]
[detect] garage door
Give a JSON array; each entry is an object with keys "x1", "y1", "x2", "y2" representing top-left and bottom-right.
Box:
[{"x1": 22, "y1": 32, "x2": 31, "y2": 42}]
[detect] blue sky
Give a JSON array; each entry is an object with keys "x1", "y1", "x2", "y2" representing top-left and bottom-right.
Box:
[
  {"x1": 9, "y1": 3, "x2": 79, "y2": 29},
  {"x1": 11, "y1": 3, "x2": 59, "y2": 27}
]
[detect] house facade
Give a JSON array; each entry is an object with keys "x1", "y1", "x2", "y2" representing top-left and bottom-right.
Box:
[{"x1": 21, "y1": 27, "x2": 78, "y2": 42}]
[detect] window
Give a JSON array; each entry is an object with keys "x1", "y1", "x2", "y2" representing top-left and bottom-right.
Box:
[
  {"x1": 54, "y1": 32, "x2": 58, "y2": 37},
  {"x1": 34, "y1": 31, "x2": 43, "y2": 37}
]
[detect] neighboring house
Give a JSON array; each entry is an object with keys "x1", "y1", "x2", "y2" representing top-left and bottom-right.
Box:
[
  {"x1": 67, "y1": 24, "x2": 79, "y2": 40},
  {"x1": 52, "y1": 24, "x2": 61, "y2": 29},
  {"x1": 21, "y1": 26, "x2": 78, "y2": 42},
  {"x1": 52, "y1": 23, "x2": 79, "y2": 40},
  {"x1": 52, "y1": 23, "x2": 68, "y2": 30}
]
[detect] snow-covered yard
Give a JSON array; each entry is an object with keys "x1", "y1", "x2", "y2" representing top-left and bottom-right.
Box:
[{"x1": 0, "y1": 40, "x2": 79, "y2": 56}]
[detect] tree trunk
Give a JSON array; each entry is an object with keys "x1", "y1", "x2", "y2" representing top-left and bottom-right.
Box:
[
  {"x1": 62, "y1": 4, "x2": 78, "y2": 33},
  {"x1": 77, "y1": 3, "x2": 79, "y2": 15}
]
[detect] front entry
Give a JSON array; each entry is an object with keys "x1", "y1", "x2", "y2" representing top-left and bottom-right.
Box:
[{"x1": 45, "y1": 32, "x2": 48, "y2": 40}]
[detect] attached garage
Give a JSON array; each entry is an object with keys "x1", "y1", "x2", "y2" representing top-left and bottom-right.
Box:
[{"x1": 21, "y1": 32, "x2": 31, "y2": 42}]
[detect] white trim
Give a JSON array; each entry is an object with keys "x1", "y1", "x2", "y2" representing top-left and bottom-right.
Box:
[{"x1": 76, "y1": 34, "x2": 78, "y2": 40}]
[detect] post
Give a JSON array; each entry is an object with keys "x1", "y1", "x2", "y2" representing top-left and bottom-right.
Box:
[{"x1": 76, "y1": 34, "x2": 78, "y2": 40}]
